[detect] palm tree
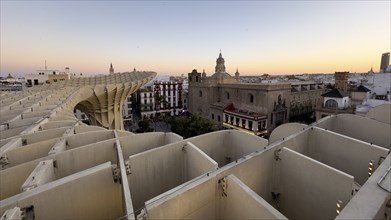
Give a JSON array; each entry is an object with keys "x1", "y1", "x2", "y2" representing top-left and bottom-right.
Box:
[{"x1": 154, "y1": 93, "x2": 169, "y2": 131}]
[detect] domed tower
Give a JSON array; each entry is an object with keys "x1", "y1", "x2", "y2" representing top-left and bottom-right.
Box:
[{"x1": 215, "y1": 52, "x2": 226, "y2": 73}]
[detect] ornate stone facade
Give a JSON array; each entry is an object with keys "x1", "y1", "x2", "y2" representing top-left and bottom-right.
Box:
[
  {"x1": 188, "y1": 53, "x2": 290, "y2": 134},
  {"x1": 188, "y1": 52, "x2": 325, "y2": 134}
]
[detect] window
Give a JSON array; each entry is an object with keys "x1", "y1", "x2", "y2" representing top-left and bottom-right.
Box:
[
  {"x1": 53, "y1": 79, "x2": 57, "y2": 82},
  {"x1": 236, "y1": 118, "x2": 239, "y2": 125},
  {"x1": 128, "y1": 104, "x2": 131, "y2": 108},
  {"x1": 325, "y1": 99, "x2": 338, "y2": 108},
  {"x1": 128, "y1": 110, "x2": 132, "y2": 115},
  {"x1": 212, "y1": 114, "x2": 215, "y2": 120},
  {"x1": 81, "y1": 114, "x2": 85, "y2": 119},
  {"x1": 218, "y1": 116, "x2": 221, "y2": 122},
  {"x1": 196, "y1": 76, "x2": 199, "y2": 82},
  {"x1": 226, "y1": 92, "x2": 230, "y2": 100},
  {"x1": 249, "y1": 94, "x2": 254, "y2": 103},
  {"x1": 34, "y1": 79, "x2": 39, "y2": 85},
  {"x1": 144, "y1": 93, "x2": 147, "y2": 98},
  {"x1": 144, "y1": 100, "x2": 147, "y2": 104},
  {"x1": 271, "y1": 113, "x2": 273, "y2": 124},
  {"x1": 127, "y1": 97, "x2": 132, "y2": 102},
  {"x1": 248, "y1": 121, "x2": 253, "y2": 130},
  {"x1": 199, "y1": 90, "x2": 202, "y2": 97}
]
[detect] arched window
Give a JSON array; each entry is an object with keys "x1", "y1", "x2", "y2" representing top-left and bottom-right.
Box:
[
  {"x1": 226, "y1": 92, "x2": 230, "y2": 100},
  {"x1": 249, "y1": 94, "x2": 254, "y2": 103},
  {"x1": 199, "y1": 90, "x2": 202, "y2": 97},
  {"x1": 325, "y1": 99, "x2": 338, "y2": 108}
]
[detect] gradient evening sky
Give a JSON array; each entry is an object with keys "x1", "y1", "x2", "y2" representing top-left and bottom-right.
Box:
[{"x1": 1, "y1": 1, "x2": 390, "y2": 76}]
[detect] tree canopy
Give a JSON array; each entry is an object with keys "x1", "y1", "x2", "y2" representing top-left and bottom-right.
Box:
[
  {"x1": 166, "y1": 113, "x2": 216, "y2": 138},
  {"x1": 137, "y1": 119, "x2": 153, "y2": 133}
]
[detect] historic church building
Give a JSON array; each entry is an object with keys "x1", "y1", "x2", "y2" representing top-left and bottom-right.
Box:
[{"x1": 188, "y1": 52, "x2": 292, "y2": 135}]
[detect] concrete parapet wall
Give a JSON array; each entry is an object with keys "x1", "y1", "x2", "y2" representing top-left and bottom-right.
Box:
[
  {"x1": 54, "y1": 139, "x2": 117, "y2": 179},
  {"x1": 2, "y1": 138, "x2": 58, "y2": 169},
  {"x1": 337, "y1": 154, "x2": 391, "y2": 219},
  {"x1": 0, "y1": 160, "x2": 40, "y2": 200},
  {"x1": 127, "y1": 140, "x2": 218, "y2": 212},
  {"x1": 216, "y1": 148, "x2": 276, "y2": 204},
  {"x1": 145, "y1": 176, "x2": 216, "y2": 219},
  {"x1": 120, "y1": 133, "x2": 180, "y2": 159},
  {"x1": 0, "y1": 162, "x2": 123, "y2": 219},
  {"x1": 21, "y1": 159, "x2": 56, "y2": 191},
  {"x1": 219, "y1": 175, "x2": 287, "y2": 219},
  {"x1": 308, "y1": 127, "x2": 389, "y2": 185},
  {"x1": 279, "y1": 147, "x2": 354, "y2": 219},
  {"x1": 187, "y1": 130, "x2": 267, "y2": 167},
  {"x1": 316, "y1": 114, "x2": 391, "y2": 149},
  {"x1": 269, "y1": 122, "x2": 307, "y2": 144}
]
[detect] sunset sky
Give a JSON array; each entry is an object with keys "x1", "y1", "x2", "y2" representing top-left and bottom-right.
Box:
[{"x1": 1, "y1": 1, "x2": 390, "y2": 77}]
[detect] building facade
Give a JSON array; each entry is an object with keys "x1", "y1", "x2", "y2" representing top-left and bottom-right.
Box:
[
  {"x1": 188, "y1": 52, "x2": 325, "y2": 135},
  {"x1": 122, "y1": 95, "x2": 133, "y2": 123},
  {"x1": 289, "y1": 82, "x2": 325, "y2": 122},
  {"x1": 380, "y1": 52, "x2": 390, "y2": 73},
  {"x1": 25, "y1": 68, "x2": 69, "y2": 86},
  {"x1": 139, "y1": 86, "x2": 155, "y2": 119},
  {"x1": 153, "y1": 81, "x2": 183, "y2": 116}
]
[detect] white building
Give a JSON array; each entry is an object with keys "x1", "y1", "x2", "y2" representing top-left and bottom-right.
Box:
[
  {"x1": 122, "y1": 95, "x2": 133, "y2": 123},
  {"x1": 322, "y1": 89, "x2": 350, "y2": 109},
  {"x1": 356, "y1": 98, "x2": 391, "y2": 116},
  {"x1": 363, "y1": 73, "x2": 391, "y2": 98},
  {"x1": 139, "y1": 86, "x2": 155, "y2": 119},
  {"x1": 153, "y1": 81, "x2": 183, "y2": 116},
  {"x1": 25, "y1": 68, "x2": 68, "y2": 86}
]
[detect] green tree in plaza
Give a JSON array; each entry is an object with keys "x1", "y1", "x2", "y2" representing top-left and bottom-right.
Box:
[
  {"x1": 137, "y1": 119, "x2": 153, "y2": 133},
  {"x1": 167, "y1": 113, "x2": 216, "y2": 138}
]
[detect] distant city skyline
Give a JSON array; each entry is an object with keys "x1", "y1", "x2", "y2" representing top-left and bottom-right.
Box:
[{"x1": 1, "y1": 1, "x2": 390, "y2": 77}]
